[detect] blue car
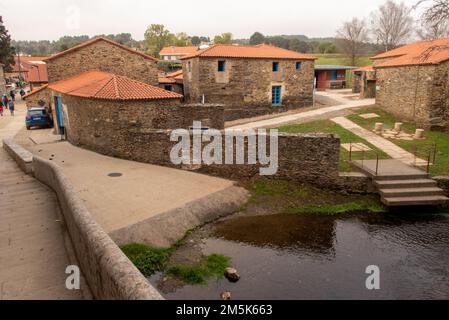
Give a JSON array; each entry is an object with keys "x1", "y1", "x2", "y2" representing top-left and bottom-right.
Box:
[{"x1": 26, "y1": 107, "x2": 54, "y2": 130}]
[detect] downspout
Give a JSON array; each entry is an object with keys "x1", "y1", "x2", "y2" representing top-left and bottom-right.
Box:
[{"x1": 413, "y1": 65, "x2": 421, "y2": 120}]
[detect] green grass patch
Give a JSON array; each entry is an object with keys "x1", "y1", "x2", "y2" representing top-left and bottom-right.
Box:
[
  {"x1": 348, "y1": 106, "x2": 449, "y2": 176},
  {"x1": 286, "y1": 199, "x2": 386, "y2": 215},
  {"x1": 253, "y1": 179, "x2": 310, "y2": 198},
  {"x1": 278, "y1": 120, "x2": 390, "y2": 172},
  {"x1": 167, "y1": 254, "x2": 231, "y2": 285},
  {"x1": 121, "y1": 244, "x2": 172, "y2": 277},
  {"x1": 315, "y1": 54, "x2": 372, "y2": 67}
]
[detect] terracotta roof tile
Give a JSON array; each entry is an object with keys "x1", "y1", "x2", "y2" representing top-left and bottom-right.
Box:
[
  {"x1": 180, "y1": 44, "x2": 317, "y2": 60},
  {"x1": 49, "y1": 70, "x2": 182, "y2": 101},
  {"x1": 44, "y1": 37, "x2": 159, "y2": 62},
  {"x1": 353, "y1": 65, "x2": 375, "y2": 72},
  {"x1": 159, "y1": 70, "x2": 183, "y2": 84},
  {"x1": 160, "y1": 46, "x2": 199, "y2": 55},
  {"x1": 27, "y1": 63, "x2": 48, "y2": 83},
  {"x1": 373, "y1": 37, "x2": 449, "y2": 68}
]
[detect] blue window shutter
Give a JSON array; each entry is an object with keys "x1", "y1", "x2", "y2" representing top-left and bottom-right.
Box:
[
  {"x1": 272, "y1": 86, "x2": 282, "y2": 106},
  {"x1": 273, "y1": 62, "x2": 279, "y2": 72},
  {"x1": 218, "y1": 60, "x2": 226, "y2": 72}
]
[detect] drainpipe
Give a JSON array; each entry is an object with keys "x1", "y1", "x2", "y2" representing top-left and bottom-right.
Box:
[{"x1": 413, "y1": 65, "x2": 421, "y2": 120}]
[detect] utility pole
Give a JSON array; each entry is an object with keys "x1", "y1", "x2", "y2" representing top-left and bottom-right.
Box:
[{"x1": 17, "y1": 45, "x2": 23, "y2": 87}]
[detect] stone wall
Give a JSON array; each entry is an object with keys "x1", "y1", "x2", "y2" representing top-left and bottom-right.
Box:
[
  {"x1": 46, "y1": 40, "x2": 159, "y2": 85},
  {"x1": 0, "y1": 65, "x2": 6, "y2": 95},
  {"x1": 376, "y1": 62, "x2": 449, "y2": 130},
  {"x1": 60, "y1": 94, "x2": 224, "y2": 156},
  {"x1": 182, "y1": 57, "x2": 315, "y2": 121},
  {"x1": 25, "y1": 86, "x2": 53, "y2": 108},
  {"x1": 376, "y1": 65, "x2": 435, "y2": 127}
]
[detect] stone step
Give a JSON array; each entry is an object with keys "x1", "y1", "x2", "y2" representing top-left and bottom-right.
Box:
[
  {"x1": 374, "y1": 173, "x2": 429, "y2": 181},
  {"x1": 381, "y1": 195, "x2": 449, "y2": 207},
  {"x1": 380, "y1": 187, "x2": 445, "y2": 198},
  {"x1": 375, "y1": 179, "x2": 438, "y2": 189}
]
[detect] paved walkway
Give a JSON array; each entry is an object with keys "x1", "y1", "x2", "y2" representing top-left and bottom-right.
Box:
[
  {"x1": 0, "y1": 100, "x2": 83, "y2": 300},
  {"x1": 26, "y1": 142, "x2": 242, "y2": 236},
  {"x1": 331, "y1": 117, "x2": 427, "y2": 166},
  {"x1": 228, "y1": 91, "x2": 375, "y2": 130}
]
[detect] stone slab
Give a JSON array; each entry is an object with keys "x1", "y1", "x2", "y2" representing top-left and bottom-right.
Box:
[{"x1": 341, "y1": 143, "x2": 372, "y2": 152}]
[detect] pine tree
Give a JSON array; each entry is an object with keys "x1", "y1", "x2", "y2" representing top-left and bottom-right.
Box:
[{"x1": 0, "y1": 16, "x2": 16, "y2": 72}]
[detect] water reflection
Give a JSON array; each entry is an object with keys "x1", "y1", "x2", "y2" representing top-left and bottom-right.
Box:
[{"x1": 156, "y1": 213, "x2": 449, "y2": 300}]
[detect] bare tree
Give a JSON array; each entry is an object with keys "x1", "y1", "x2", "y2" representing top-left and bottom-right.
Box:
[
  {"x1": 336, "y1": 18, "x2": 369, "y2": 66},
  {"x1": 417, "y1": 19, "x2": 449, "y2": 39},
  {"x1": 416, "y1": 0, "x2": 449, "y2": 27},
  {"x1": 371, "y1": 1, "x2": 415, "y2": 51}
]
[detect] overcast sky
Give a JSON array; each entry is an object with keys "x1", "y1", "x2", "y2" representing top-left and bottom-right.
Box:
[{"x1": 1, "y1": 0, "x2": 424, "y2": 41}]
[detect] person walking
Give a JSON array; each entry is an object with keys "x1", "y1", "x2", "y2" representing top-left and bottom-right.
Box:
[
  {"x1": 0, "y1": 101, "x2": 3, "y2": 116},
  {"x1": 10, "y1": 90, "x2": 16, "y2": 101},
  {"x1": 20, "y1": 89, "x2": 26, "y2": 99},
  {"x1": 8, "y1": 99, "x2": 15, "y2": 116},
  {"x1": 2, "y1": 94, "x2": 8, "y2": 109}
]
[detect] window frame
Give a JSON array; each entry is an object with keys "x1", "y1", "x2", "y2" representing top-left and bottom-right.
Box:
[
  {"x1": 218, "y1": 60, "x2": 226, "y2": 72},
  {"x1": 272, "y1": 62, "x2": 280, "y2": 72},
  {"x1": 272, "y1": 85, "x2": 282, "y2": 106}
]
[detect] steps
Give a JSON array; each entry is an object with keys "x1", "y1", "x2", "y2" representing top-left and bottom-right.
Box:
[
  {"x1": 377, "y1": 177, "x2": 449, "y2": 207},
  {"x1": 351, "y1": 159, "x2": 449, "y2": 207}
]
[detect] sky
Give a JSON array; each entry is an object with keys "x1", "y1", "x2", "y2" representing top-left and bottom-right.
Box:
[{"x1": 0, "y1": 0, "x2": 425, "y2": 41}]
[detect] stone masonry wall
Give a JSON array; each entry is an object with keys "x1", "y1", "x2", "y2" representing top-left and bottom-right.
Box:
[
  {"x1": 25, "y1": 87, "x2": 53, "y2": 108},
  {"x1": 376, "y1": 65, "x2": 435, "y2": 127},
  {"x1": 0, "y1": 65, "x2": 6, "y2": 95},
  {"x1": 46, "y1": 40, "x2": 159, "y2": 85},
  {"x1": 60, "y1": 95, "x2": 224, "y2": 157},
  {"x1": 429, "y1": 61, "x2": 449, "y2": 130},
  {"x1": 183, "y1": 57, "x2": 315, "y2": 121}
]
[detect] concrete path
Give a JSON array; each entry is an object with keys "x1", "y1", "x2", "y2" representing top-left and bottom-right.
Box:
[
  {"x1": 228, "y1": 91, "x2": 375, "y2": 130},
  {"x1": 27, "y1": 142, "x2": 244, "y2": 237},
  {"x1": 331, "y1": 117, "x2": 427, "y2": 166},
  {"x1": 0, "y1": 100, "x2": 83, "y2": 300}
]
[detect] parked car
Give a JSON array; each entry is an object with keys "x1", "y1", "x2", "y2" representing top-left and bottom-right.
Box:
[{"x1": 26, "y1": 107, "x2": 53, "y2": 130}]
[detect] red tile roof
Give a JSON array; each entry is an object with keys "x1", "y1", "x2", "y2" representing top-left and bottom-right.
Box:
[
  {"x1": 48, "y1": 70, "x2": 182, "y2": 101},
  {"x1": 159, "y1": 70, "x2": 183, "y2": 84},
  {"x1": 160, "y1": 46, "x2": 199, "y2": 55},
  {"x1": 373, "y1": 37, "x2": 449, "y2": 68},
  {"x1": 180, "y1": 44, "x2": 317, "y2": 60},
  {"x1": 27, "y1": 63, "x2": 48, "y2": 83},
  {"x1": 44, "y1": 37, "x2": 159, "y2": 62},
  {"x1": 23, "y1": 84, "x2": 49, "y2": 99}
]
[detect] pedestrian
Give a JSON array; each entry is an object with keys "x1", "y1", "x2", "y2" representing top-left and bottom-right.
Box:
[
  {"x1": 2, "y1": 94, "x2": 8, "y2": 108},
  {"x1": 8, "y1": 99, "x2": 14, "y2": 116},
  {"x1": 10, "y1": 90, "x2": 15, "y2": 101},
  {"x1": 0, "y1": 102, "x2": 3, "y2": 116},
  {"x1": 20, "y1": 89, "x2": 26, "y2": 99}
]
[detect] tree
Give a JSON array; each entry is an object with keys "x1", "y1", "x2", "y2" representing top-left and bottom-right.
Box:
[
  {"x1": 144, "y1": 24, "x2": 175, "y2": 57},
  {"x1": 191, "y1": 36, "x2": 201, "y2": 46},
  {"x1": 0, "y1": 16, "x2": 16, "y2": 71},
  {"x1": 266, "y1": 36, "x2": 290, "y2": 49},
  {"x1": 318, "y1": 42, "x2": 337, "y2": 54},
  {"x1": 288, "y1": 39, "x2": 310, "y2": 53},
  {"x1": 416, "y1": 0, "x2": 449, "y2": 27},
  {"x1": 417, "y1": 19, "x2": 449, "y2": 39},
  {"x1": 370, "y1": 1, "x2": 414, "y2": 51},
  {"x1": 174, "y1": 32, "x2": 191, "y2": 46},
  {"x1": 250, "y1": 32, "x2": 265, "y2": 45},
  {"x1": 214, "y1": 33, "x2": 233, "y2": 44},
  {"x1": 336, "y1": 18, "x2": 369, "y2": 66}
]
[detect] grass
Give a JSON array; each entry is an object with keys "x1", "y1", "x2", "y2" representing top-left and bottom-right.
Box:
[
  {"x1": 121, "y1": 243, "x2": 231, "y2": 285},
  {"x1": 286, "y1": 200, "x2": 386, "y2": 215},
  {"x1": 253, "y1": 179, "x2": 310, "y2": 198},
  {"x1": 347, "y1": 106, "x2": 449, "y2": 176},
  {"x1": 278, "y1": 120, "x2": 390, "y2": 172},
  {"x1": 121, "y1": 244, "x2": 172, "y2": 277},
  {"x1": 167, "y1": 254, "x2": 231, "y2": 285},
  {"x1": 315, "y1": 54, "x2": 372, "y2": 67}
]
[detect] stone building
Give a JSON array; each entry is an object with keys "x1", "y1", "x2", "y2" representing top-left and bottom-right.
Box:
[
  {"x1": 0, "y1": 63, "x2": 6, "y2": 95},
  {"x1": 159, "y1": 46, "x2": 199, "y2": 63},
  {"x1": 181, "y1": 44, "x2": 316, "y2": 121},
  {"x1": 315, "y1": 65, "x2": 355, "y2": 90},
  {"x1": 373, "y1": 37, "x2": 449, "y2": 130},
  {"x1": 44, "y1": 37, "x2": 159, "y2": 85},
  {"x1": 352, "y1": 65, "x2": 376, "y2": 99},
  {"x1": 158, "y1": 70, "x2": 184, "y2": 95}
]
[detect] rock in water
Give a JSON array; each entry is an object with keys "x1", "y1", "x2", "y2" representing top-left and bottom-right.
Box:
[
  {"x1": 224, "y1": 267, "x2": 240, "y2": 283},
  {"x1": 221, "y1": 291, "x2": 232, "y2": 300}
]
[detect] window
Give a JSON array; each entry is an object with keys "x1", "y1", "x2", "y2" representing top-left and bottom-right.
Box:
[
  {"x1": 164, "y1": 85, "x2": 173, "y2": 91},
  {"x1": 296, "y1": 62, "x2": 302, "y2": 70},
  {"x1": 188, "y1": 61, "x2": 192, "y2": 72},
  {"x1": 218, "y1": 60, "x2": 226, "y2": 72},
  {"x1": 272, "y1": 62, "x2": 279, "y2": 72},
  {"x1": 272, "y1": 86, "x2": 282, "y2": 106}
]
